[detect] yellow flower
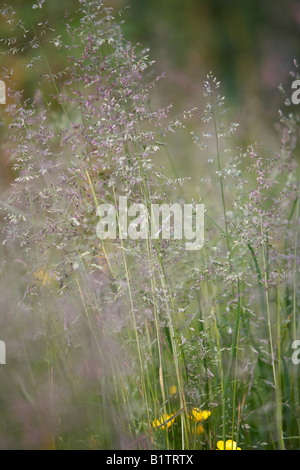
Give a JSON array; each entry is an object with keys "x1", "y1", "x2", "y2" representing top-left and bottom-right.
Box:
[
  {"x1": 152, "y1": 413, "x2": 175, "y2": 430},
  {"x1": 33, "y1": 267, "x2": 53, "y2": 286},
  {"x1": 189, "y1": 408, "x2": 211, "y2": 422},
  {"x1": 169, "y1": 385, "x2": 177, "y2": 395},
  {"x1": 192, "y1": 423, "x2": 204, "y2": 435},
  {"x1": 216, "y1": 439, "x2": 241, "y2": 450}
]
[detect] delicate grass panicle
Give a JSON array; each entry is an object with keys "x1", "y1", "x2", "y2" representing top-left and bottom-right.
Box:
[{"x1": 0, "y1": 0, "x2": 299, "y2": 450}]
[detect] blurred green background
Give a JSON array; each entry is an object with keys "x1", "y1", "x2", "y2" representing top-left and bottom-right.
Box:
[{"x1": 1, "y1": 0, "x2": 299, "y2": 186}]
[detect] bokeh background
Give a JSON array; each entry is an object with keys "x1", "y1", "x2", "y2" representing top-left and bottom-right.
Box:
[{"x1": 1, "y1": 0, "x2": 300, "y2": 186}]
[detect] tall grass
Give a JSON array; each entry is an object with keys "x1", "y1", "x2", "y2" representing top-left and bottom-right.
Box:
[{"x1": 0, "y1": 0, "x2": 299, "y2": 450}]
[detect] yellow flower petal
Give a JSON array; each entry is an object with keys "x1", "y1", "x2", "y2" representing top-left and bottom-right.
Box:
[
  {"x1": 34, "y1": 267, "x2": 53, "y2": 286},
  {"x1": 225, "y1": 439, "x2": 241, "y2": 450},
  {"x1": 202, "y1": 410, "x2": 211, "y2": 420},
  {"x1": 216, "y1": 440, "x2": 225, "y2": 450},
  {"x1": 192, "y1": 423, "x2": 204, "y2": 435}
]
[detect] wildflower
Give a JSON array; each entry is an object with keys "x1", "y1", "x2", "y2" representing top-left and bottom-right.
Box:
[
  {"x1": 192, "y1": 423, "x2": 204, "y2": 436},
  {"x1": 33, "y1": 267, "x2": 53, "y2": 286},
  {"x1": 152, "y1": 413, "x2": 175, "y2": 430},
  {"x1": 216, "y1": 439, "x2": 241, "y2": 450},
  {"x1": 189, "y1": 408, "x2": 211, "y2": 422},
  {"x1": 169, "y1": 385, "x2": 177, "y2": 395}
]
